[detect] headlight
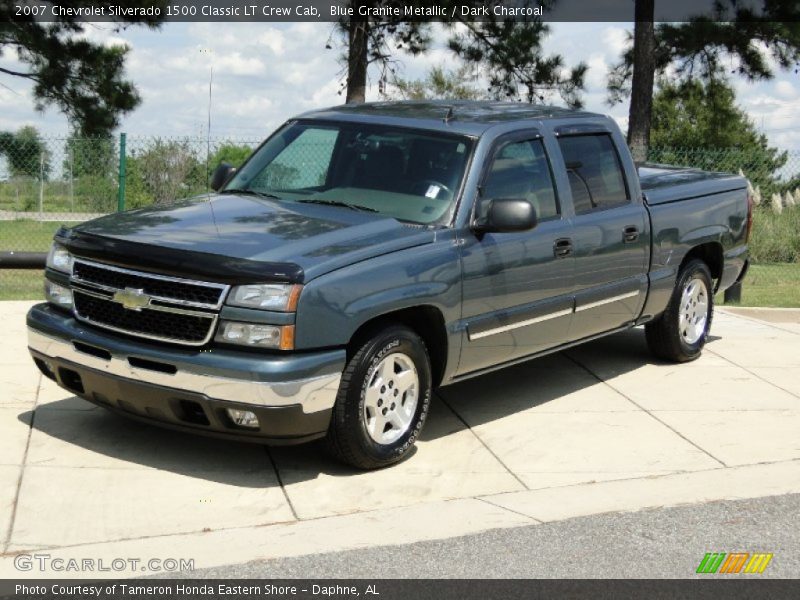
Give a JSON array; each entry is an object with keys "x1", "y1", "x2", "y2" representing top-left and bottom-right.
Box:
[
  {"x1": 44, "y1": 280, "x2": 73, "y2": 309},
  {"x1": 227, "y1": 283, "x2": 301, "y2": 311},
  {"x1": 215, "y1": 321, "x2": 295, "y2": 350},
  {"x1": 46, "y1": 243, "x2": 73, "y2": 275}
]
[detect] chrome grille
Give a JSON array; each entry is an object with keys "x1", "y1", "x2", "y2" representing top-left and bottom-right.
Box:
[
  {"x1": 70, "y1": 259, "x2": 228, "y2": 346},
  {"x1": 72, "y1": 259, "x2": 227, "y2": 309}
]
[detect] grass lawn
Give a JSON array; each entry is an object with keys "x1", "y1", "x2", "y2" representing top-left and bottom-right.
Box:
[
  {"x1": 720, "y1": 263, "x2": 800, "y2": 308},
  {"x1": 0, "y1": 270, "x2": 43, "y2": 300},
  {"x1": 0, "y1": 219, "x2": 73, "y2": 252},
  {"x1": 0, "y1": 220, "x2": 76, "y2": 301}
]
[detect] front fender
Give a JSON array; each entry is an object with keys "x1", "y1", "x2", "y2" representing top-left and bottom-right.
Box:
[{"x1": 294, "y1": 235, "x2": 462, "y2": 354}]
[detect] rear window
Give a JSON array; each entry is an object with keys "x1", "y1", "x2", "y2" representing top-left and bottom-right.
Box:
[{"x1": 557, "y1": 134, "x2": 629, "y2": 215}]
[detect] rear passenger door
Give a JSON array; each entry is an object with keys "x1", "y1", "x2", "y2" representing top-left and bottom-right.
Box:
[
  {"x1": 458, "y1": 132, "x2": 575, "y2": 375},
  {"x1": 555, "y1": 132, "x2": 649, "y2": 340}
]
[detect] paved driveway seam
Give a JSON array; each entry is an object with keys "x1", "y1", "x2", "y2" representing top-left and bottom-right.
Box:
[
  {"x1": 265, "y1": 446, "x2": 300, "y2": 521},
  {"x1": 475, "y1": 497, "x2": 543, "y2": 524},
  {"x1": 2, "y1": 376, "x2": 39, "y2": 555},
  {"x1": 705, "y1": 346, "x2": 800, "y2": 400},
  {"x1": 1, "y1": 515, "x2": 302, "y2": 556},
  {"x1": 435, "y1": 392, "x2": 530, "y2": 491},
  {"x1": 476, "y1": 457, "x2": 800, "y2": 511},
  {"x1": 718, "y1": 308, "x2": 800, "y2": 337},
  {"x1": 562, "y1": 353, "x2": 729, "y2": 468},
  {"x1": 6, "y1": 489, "x2": 534, "y2": 553}
]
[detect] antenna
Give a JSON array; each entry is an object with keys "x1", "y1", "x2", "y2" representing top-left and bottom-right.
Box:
[
  {"x1": 198, "y1": 48, "x2": 219, "y2": 235},
  {"x1": 199, "y1": 47, "x2": 214, "y2": 193},
  {"x1": 443, "y1": 106, "x2": 454, "y2": 123},
  {"x1": 207, "y1": 64, "x2": 213, "y2": 184}
]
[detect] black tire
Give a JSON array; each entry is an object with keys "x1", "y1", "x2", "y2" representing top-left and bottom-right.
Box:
[
  {"x1": 324, "y1": 324, "x2": 432, "y2": 470},
  {"x1": 645, "y1": 259, "x2": 714, "y2": 362}
]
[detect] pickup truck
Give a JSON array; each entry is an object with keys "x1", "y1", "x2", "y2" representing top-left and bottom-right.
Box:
[{"x1": 27, "y1": 101, "x2": 751, "y2": 469}]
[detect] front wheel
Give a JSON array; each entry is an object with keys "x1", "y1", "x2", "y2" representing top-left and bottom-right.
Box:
[
  {"x1": 645, "y1": 259, "x2": 714, "y2": 362},
  {"x1": 324, "y1": 324, "x2": 432, "y2": 469}
]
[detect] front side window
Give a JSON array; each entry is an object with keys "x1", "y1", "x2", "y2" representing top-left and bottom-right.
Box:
[
  {"x1": 557, "y1": 134, "x2": 629, "y2": 215},
  {"x1": 225, "y1": 121, "x2": 473, "y2": 225},
  {"x1": 482, "y1": 138, "x2": 559, "y2": 220}
]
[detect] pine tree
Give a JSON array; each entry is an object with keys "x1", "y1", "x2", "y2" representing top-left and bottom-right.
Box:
[
  {"x1": 447, "y1": 16, "x2": 587, "y2": 106},
  {"x1": 329, "y1": 1, "x2": 431, "y2": 102},
  {"x1": 608, "y1": 2, "x2": 800, "y2": 159},
  {"x1": 648, "y1": 78, "x2": 787, "y2": 196},
  {"x1": 0, "y1": 1, "x2": 167, "y2": 135}
]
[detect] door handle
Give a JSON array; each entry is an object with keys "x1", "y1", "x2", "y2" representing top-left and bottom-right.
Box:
[
  {"x1": 623, "y1": 226, "x2": 639, "y2": 243},
  {"x1": 553, "y1": 238, "x2": 573, "y2": 258}
]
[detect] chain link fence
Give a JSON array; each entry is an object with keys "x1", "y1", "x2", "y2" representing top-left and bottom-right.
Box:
[
  {"x1": 0, "y1": 134, "x2": 261, "y2": 298},
  {"x1": 1, "y1": 136, "x2": 799, "y2": 299},
  {"x1": 0, "y1": 133, "x2": 262, "y2": 215}
]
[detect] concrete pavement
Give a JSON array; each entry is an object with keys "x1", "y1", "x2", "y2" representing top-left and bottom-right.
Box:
[{"x1": 0, "y1": 301, "x2": 799, "y2": 578}]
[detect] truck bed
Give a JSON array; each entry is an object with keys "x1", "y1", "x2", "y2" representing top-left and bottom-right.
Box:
[
  {"x1": 639, "y1": 164, "x2": 746, "y2": 205},
  {"x1": 639, "y1": 164, "x2": 749, "y2": 324}
]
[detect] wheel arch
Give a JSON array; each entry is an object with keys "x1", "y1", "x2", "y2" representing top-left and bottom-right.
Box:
[
  {"x1": 347, "y1": 305, "x2": 449, "y2": 387},
  {"x1": 680, "y1": 241, "x2": 724, "y2": 286}
]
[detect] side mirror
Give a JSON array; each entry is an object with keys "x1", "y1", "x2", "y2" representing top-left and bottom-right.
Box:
[
  {"x1": 474, "y1": 198, "x2": 537, "y2": 234},
  {"x1": 210, "y1": 162, "x2": 236, "y2": 191}
]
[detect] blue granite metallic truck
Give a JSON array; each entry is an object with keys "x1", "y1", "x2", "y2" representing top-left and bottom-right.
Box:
[{"x1": 27, "y1": 102, "x2": 751, "y2": 469}]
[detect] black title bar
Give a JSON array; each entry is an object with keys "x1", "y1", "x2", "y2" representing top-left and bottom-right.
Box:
[{"x1": 6, "y1": 0, "x2": 798, "y2": 23}]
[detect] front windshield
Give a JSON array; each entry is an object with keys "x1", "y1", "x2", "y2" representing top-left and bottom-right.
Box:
[{"x1": 224, "y1": 120, "x2": 474, "y2": 225}]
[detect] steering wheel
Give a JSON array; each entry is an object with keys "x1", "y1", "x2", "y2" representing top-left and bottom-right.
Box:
[{"x1": 411, "y1": 179, "x2": 452, "y2": 200}]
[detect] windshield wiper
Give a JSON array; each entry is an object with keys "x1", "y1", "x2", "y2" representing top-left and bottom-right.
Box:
[
  {"x1": 297, "y1": 199, "x2": 378, "y2": 213},
  {"x1": 220, "y1": 188, "x2": 282, "y2": 200}
]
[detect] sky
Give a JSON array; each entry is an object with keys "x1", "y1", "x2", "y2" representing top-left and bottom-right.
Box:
[{"x1": 1, "y1": 21, "x2": 799, "y2": 149}]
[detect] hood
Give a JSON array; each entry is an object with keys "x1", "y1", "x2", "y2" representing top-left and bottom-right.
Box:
[{"x1": 62, "y1": 194, "x2": 435, "y2": 283}]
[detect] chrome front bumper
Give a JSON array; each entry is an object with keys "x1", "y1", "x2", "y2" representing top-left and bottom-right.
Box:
[{"x1": 27, "y1": 329, "x2": 342, "y2": 415}]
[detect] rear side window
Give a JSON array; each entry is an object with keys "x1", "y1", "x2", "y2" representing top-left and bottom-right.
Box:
[
  {"x1": 483, "y1": 139, "x2": 559, "y2": 220},
  {"x1": 557, "y1": 134, "x2": 628, "y2": 215}
]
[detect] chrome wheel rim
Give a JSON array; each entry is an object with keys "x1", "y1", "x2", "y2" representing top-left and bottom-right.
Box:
[
  {"x1": 363, "y1": 352, "x2": 419, "y2": 445},
  {"x1": 679, "y1": 277, "x2": 709, "y2": 345}
]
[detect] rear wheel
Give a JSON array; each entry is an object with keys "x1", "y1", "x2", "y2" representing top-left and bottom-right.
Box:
[
  {"x1": 324, "y1": 324, "x2": 432, "y2": 469},
  {"x1": 645, "y1": 259, "x2": 714, "y2": 362}
]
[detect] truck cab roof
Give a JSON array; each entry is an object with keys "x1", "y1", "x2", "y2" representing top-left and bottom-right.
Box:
[{"x1": 297, "y1": 101, "x2": 605, "y2": 137}]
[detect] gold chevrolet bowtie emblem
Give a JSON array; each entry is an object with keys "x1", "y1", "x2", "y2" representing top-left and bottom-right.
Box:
[{"x1": 112, "y1": 287, "x2": 150, "y2": 311}]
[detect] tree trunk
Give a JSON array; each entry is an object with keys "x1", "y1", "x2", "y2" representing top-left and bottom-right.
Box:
[
  {"x1": 346, "y1": 9, "x2": 368, "y2": 104},
  {"x1": 627, "y1": 0, "x2": 655, "y2": 163}
]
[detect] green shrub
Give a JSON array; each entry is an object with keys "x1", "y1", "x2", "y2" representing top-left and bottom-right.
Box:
[
  {"x1": 749, "y1": 205, "x2": 800, "y2": 263},
  {"x1": 74, "y1": 175, "x2": 117, "y2": 212}
]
